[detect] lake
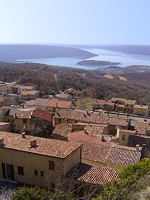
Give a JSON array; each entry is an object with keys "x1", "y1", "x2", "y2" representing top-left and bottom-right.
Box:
[{"x1": 17, "y1": 48, "x2": 150, "y2": 70}]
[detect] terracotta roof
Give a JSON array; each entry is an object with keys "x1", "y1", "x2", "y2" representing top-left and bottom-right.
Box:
[
  {"x1": 65, "y1": 163, "x2": 120, "y2": 186},
  {"x1": 68, "y1": 131, "x2": 114, "y2": 146},
  {"x1": 16, "y1": 109, "x2": 33, "y2": 119},
  {"x1": 95, "y1": 99, "x2": 106, "y2": 105},
  {"x1": 21, "y1": 90, "x2": 39, "y2": 96},
  {"x1": 32, "y1": 108, "x2": 53, "y2": 122},
  {"x1": 125, "y1": 99, "x2": 136, "y2": 105},
  {"x1": 68, "y1": 131, "x2": 114, "y2": 163},
  {"x1": 82, "y1": 142, "x2": 111, "y2": 163},
  {"x1": 84, "y1": 124, "x2": 109, "y2": 137},
  {"x1": 111, "y1": 98, "x2": 126, "y2": 103},
  {"x1": 13, "y1": 85, "x2": 35, "y2": 90},
  {"x1": 53, "y1": 124, "x2": 72, "y2": 138},
  {"x1": 111, "y1": 98, "x2": 136, "y2": 105},
  {"x1": 46, "y1": 98, "x2": 72, "y2": 109},
  {"x1": 68, "y1": 131, "x2": 141, "y2": 166},
  {"x1": 135, "y1": 121, "x2": 150, "y2": 135},
  {"x1": 0, "y1": 131, "x2": 81, "y2": 158},
  {"x1": 56, "y1": 93, "x2": 70, "y2": 99},
  {"x1": 96, "y1": 99, "x2": 114, "y2": 106},
  {"x1": 106, "y1": 145, "x2": 141, "y2": 166},
  {"x1": 25, "y1": 98, "x2": 49, "y2": 107},
  {"x1": 54, "y1": 123, "x2": 109, "y2": 139},
  {"x1": 134, "y1": 104, "x2": 148, "y2": 109},
  {"x1": 55, "y1": 109, "x2": 129, "y2": 126},
  {"x1": 8, "y1": 107, "x2": 35, "y2": 119}
]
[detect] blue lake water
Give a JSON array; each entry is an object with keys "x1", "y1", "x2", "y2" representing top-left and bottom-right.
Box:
[{"x1": 17, "y1": 48, "x2": 150, "y2": 70}]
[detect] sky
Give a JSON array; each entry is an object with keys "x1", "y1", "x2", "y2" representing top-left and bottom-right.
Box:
[{"x1": 0, "y1": 0, "x2": 150, "y2": 45}]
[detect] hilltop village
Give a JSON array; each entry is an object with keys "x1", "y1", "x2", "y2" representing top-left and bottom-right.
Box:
[{"x1": 0, "y1": 81, "x2": 150, "y2": 195}]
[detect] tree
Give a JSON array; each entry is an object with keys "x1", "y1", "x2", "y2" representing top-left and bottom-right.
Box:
[
  {"x1": 93, "y1": 158, "x2": 150, "y2": 200},
  {"x1": 12, "y1": 187, "x2": 52, "y2": 200},
  {"x1": 12, "y1": 186, "x2": 75, "y2": 200},
  {"x1": 31, "y1": 118, "x2": 54, "y2": 138}
]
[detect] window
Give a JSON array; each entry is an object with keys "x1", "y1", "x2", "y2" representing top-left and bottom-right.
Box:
[
  {"x1": 34, "y1": 170, "x2": 38, "y2": 175},
  {"x1": 122, "y1": 134, "x2": 126, "y2": 141},
  {"x1": 40, "y1": 171, "x2": 44, "y2": 177},
  {"x1": 18, "y1": 166, "x2": 24, "y2": 175},
  {"x1": 49, "y1": 161, "x2": 55, "y2": 170},
  {"x1": 23, "y1": 119, "x2": 27, "y2": 123}
]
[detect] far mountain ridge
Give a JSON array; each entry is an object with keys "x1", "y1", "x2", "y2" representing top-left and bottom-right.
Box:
[{"x1": 0, "y1": 44, "x2": 96, "y2": 61}]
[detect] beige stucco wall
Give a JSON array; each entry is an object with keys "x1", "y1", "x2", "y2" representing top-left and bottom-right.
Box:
[
  {"x1": 0, "y1": 146, "x2": 81, "y2": 187},
  {"x1": 63, "y1": 147, "x2": 81, "y2": 174},
  {"x1": 119, "y1": 130, "x2": 129, "y2": 146}
]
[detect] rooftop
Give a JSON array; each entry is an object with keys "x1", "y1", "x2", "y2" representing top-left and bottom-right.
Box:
[
  {"x1": 68, "y1": 131, "x2": 141, "y2": 166},
  {"x1": 106, "y1": 145, "x2": 141, "y2": 166},
  {"x1": 55, "y1": 93, "x2": 70, "y2": 99},
  {"x1": 32, "y1": 108, "x2": 53, "y2": 122},
  {"x1": 46, "y1": 98, "x2": 72, "y2": 109},
  {"x1": 25, "y1": 98, "x2": 49, "y2": 107},
  {"x1": 0, "y1": 131, "x2": 81, "y2": 158},
  {"x1": 53, "y1": 124, "x2": 72, "y2": 138},
  {"x1": 8, "y1": 107, "x2": 35, "y2": 119},
  {"x1": 65, "y1": 163, "x2": 120, "y2": 186},
  {"x1": 55, "y1": 109, "x2": 129, "y2": 126},
  {"x1": 21, "y1": 90, "x2": 39, "y2": 96},
  {"x1": 134, "y1": 104, "x2": 148, "y2": 109},
  {"x1": 13, "y1": 85, "x2": 35, "y2": 90},
  {"x1": 135, "y1": 121, "x2": 150, "y2": 135},
  {"x1": 54, "y1": 123, "x2": 109, "y2": 139},
  {"x1": 96, "y1": 99, "x2": 114, "y2": 106}
]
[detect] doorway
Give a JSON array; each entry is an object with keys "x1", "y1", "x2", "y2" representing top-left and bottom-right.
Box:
[{"x1": 2, "y1": 163, "x2": 14, "y2": 180}]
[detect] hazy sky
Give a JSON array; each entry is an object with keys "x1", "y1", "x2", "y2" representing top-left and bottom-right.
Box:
[{"x1": 0, "y1": 0, "x2": 150, "y2": 45}]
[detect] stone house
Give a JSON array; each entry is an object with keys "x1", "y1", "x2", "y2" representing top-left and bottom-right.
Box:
[
  {"x1": 0, "y1": 131, "x2": 81, "y2": 187},
  {"x1": 12, "y1": 85, "x2": 36, "y2": 94},
  {"x1": 21, "y1": 90, "x2": 40, "y2": 101},
  {"x1": 0, "y1": 131, "x2": 120, "y2": 188},
  {"x1": 67, "y1": 130, "x2": 141, "y2": 170},
  {"x1": 5, "y1": 107, "x2": 53, "y2": 135},
  {"x1": 46, "y1": 98, "x2": 72, "y2": 113},
  {"x1": 133, "y1": 104, "x2": 149, "y2": 117},
  {"x1": 54, "y1": 109, "x2": 130, "y2": 135},
  {"x1": 118, "y1": 127, "x2": 150, "y2": 157},
  {"x1": 24, "y1": 98, "x2": 48, "y2": 110},
  {"x1": 55, "y1": 93, "x2": 72, "y2": 101}
]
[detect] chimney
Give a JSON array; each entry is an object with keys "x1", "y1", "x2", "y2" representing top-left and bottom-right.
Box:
[
  {"x1": 30, "y1": 140, "x2": 37, "y2": 148},
  {"x1": 140, "y1": 144, "x2": 146, "y2": 160},
  {"x1": 21, "y1": 132, "x2": 26, "y2": 138},
  {"x1": 0, "y1": 138, "x2": 4, "y2": 147},
  {"x1": 136, "y1": 144, "x2": 140, "y2": 151},
  {"x1": 101, "y1": 136, "x2": 106, "y2": 142}
]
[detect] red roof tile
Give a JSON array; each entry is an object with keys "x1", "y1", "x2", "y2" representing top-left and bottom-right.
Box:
[
  {"x1": 106, "y1": 145, "x2": 141, "y2": 166},
  {"x1": 0, "y1": 131, "x2": 81, "y2": 158},
  {"x1": 135, "y1": 121, "x2": 150, "y2": 135},
  {"x1": 68, "y1": 131, "x2": 115, "y2": 163},
  {"x1": 47, "y1": 99, "x2": 72, "y2": 109},
  {"x1": 68, "y1": 131, "x2": 141, "y2": 166},
  {"x1": 53, "y1": 124, "x2": 72, "y2": 138},
  {"x1": 55, "y1": 109, "x2": 129, "y2": 126},
  {"x1": 65, "y1": 163, "x2": 120, "y2": 186},
  {"x1": 32, "y1": 108, "x2": 53, "y2": 122}
]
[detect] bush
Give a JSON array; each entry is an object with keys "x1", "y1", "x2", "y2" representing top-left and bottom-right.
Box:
[
  {"x1": 94, "y1": 158, "x2": 150, "y2": 200},
  {"x1": 12, "y1": 186, "x2": 52, "y2": 200}
]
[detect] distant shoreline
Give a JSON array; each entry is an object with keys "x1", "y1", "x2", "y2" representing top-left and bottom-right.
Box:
[{"x1": 76, "y1": 60, "x2": 120, "y2": 66}]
